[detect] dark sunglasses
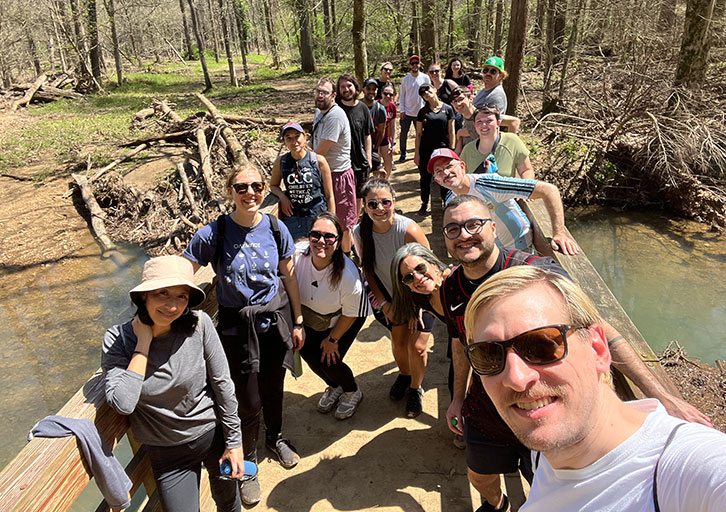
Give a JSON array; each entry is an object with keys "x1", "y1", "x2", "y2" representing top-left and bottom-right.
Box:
[
  {"x1": 382, "y1": 67, "x2": 393, "y2": 72},
  {"x1": 466, "y1": 324, "x2": 576, "y2": 376},
  {"x1": 366, "y1": 198, "x2": 393, "y2": 210},
  {"x1": 383, "y1": 92, "x2": 395, "y2": 97},
  {"x1": 309, "y1": 230, "x2": 339, "y2": 245},
  {"x1": 428, "y1": 69, "x2": 441, "y2": 74},
  {"x1": 482, "y1": 68, "x2": 499, "y2": 75},
  {"x1": 232, "y1": 182, "x2": 265, "y2": 194},
  {"x1": 410, "y1": 61, "x2": 420, "y2": 66},
  {"x1": 442, "y1": 217, "x2": 491, "y2": 240},
  {"x1": 401, "y1": 262, "x2": 428, "y2": 286}
]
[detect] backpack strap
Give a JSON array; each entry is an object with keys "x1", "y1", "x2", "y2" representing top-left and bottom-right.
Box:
[
  {"x1": 213, "y1": 214, "x2": 227, "y2": 269},
  {"x1": 653, "y1": 422, "x2": 687, "y2": 512},
  {"x1": 534, "y1": 451, "x2": 541, "y2": 470},
  {"x1": 266, "y1": 213, "x2": 284, "y2": 260}
]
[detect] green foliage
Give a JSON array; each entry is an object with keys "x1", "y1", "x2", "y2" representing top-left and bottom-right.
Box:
[
  {"x1": 592, "y1": 159, "x2": 618, "y2": 183},
  {"x1": 560, "y1": 137, "x2": 587, "y2": 159}
]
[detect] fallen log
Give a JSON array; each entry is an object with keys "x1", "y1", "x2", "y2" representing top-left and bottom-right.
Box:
[
  {"x1": 120, "y1": 129, "x2": 194, "y2": 147},
  {"x1": 176, "y1": 162, "x2": 199, "y2": 215},
  {"x1": 132, "y1": 108, "x2": 155, "y2": 122},
  {"x1": 72, "y1": 174, "x2": 117, "y2": 253},
  {"x1": 195, "y1": 129, "x2": 216, "y2": 197},
  {"x1": 11, "y1": 73, "x2": 46, "y2": 112},
  {"x1": 195, "y1": 93, "x2": 247, "y2": 167},
  {"x1": 154, "y1": 99, "x2": 183, "y2": 124},
  {"x1": 222, "y1": 113, "x2": 312, "y2": 126},
  {"x1": 91, "y1": 143, "x2": 149, "y2": 181}
]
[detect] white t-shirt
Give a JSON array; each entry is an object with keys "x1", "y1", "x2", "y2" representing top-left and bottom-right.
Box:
[
  {"x1": 523, "y1": 399, "x2": 726, "y2": 512},
  {"x1": 293, "y1": 241, "x2": 371, "y2": 329}
]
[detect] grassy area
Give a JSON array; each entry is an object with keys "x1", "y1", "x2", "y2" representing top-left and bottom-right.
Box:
[{"x1": 0, "y1": 53, "x2": 346, "y2": 175}]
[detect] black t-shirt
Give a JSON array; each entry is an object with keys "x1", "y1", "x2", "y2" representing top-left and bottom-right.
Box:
[
  {"x1": 450, "y1": 74, "x2": 472, "y2": 89},
  {"x1": 338, "y1": 101, "x2": 374, "y2": 173},
  {"x1": 374, "y1": 78, "x2": 388, "y2": 100},
  {"x1": 437, "y1": 79, "x2": 459, "y2": 105},
  {"x1": 416, "y1": 103, "x2": 454, "y2": 158},
  {"x1": 441, "y1": 249, "x2": 570, "y2": 445}
]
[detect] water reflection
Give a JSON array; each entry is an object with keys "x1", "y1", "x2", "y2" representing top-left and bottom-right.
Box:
[
  {"x1": 567, "y1": 207, "x2": 726, "y2": 364},
  {"x1": 0, "y1": 240, "x2": 146, "y2": 468}
]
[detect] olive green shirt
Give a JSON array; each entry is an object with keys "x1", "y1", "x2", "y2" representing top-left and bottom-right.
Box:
[{"x1": 460, "y1": 132, "x2": 530, "y2": 178}]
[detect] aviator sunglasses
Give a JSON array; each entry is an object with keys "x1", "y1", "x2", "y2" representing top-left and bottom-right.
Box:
[
  {"x1": 366, "y1": 198, "x2": 393, "y2": 210},
  {"x1": 466, "y1": 324, "x2": 578, "y2": 376},
  {"x1": 401, "y1": 262, "x2": 428, "y2": 286},
  {"x1": 309, "y1": 230, "x2": 339, "y2": 245},
  {"x1": 232, "y1": 182, "x2": 265, "y2": 194},
  {"x1": 482, "y1": 68, "x2": 499, "y2": 75}
]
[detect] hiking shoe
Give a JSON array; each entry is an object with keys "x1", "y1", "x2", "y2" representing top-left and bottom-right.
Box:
[
  {"x1": 240, "y1": 475, "x2": 261, "y2": 506},
  {"x1": 453, "y1": 433, "x2": 466, "y2": 450},
  {"x1": 266, "y1": 438, "x2": 300, "y2": 469},
  {"x1": 475, "y1": 494, "x2": 509, "y2": 512},
  {"x1": 405, "y1": 387, "x2": 424, "y2": 418},
  {"x1": 317, "y1": 385, "x2": 344, "y2": 413},
  {"x1": 398, "y1": 155, "x2": 407, "y2": 163},
  {"x1": 335, "y1": 388, "x2": 364, "y2": 420},
  {"x1": 417, "y1": 204, "x2": 428, "y2": 216},
  {"x1": 389, "y1": 374, "x2": 412, "y2": 401}
]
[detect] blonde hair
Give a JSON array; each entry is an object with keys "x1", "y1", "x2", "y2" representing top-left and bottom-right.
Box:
[{"x1": 225, "y1": 164, "x2": 267, "y2": 197}]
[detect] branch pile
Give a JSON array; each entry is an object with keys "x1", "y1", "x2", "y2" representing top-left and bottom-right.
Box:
[
  {"x1": 528, "y1": 59, "x2": 726, "y2": 229},
  {"x1": 74, "y1": 95, "x2": 281, "y2": 256},
  {"x1": 1, "y1": 73, "x2": 84, "y2": 111}
]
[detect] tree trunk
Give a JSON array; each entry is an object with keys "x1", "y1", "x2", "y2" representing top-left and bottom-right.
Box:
[
  {"x1": 542, "y1": 0, "x2": 556, "y2": 111},
  {"x1": 263, "y1": 0, "x2": 281, "y2": 68},
  {"x1": 297, "y1": 0, "x2": 317, "y2": 72},
  {"x1": 675, "y1": 0, "x2": 716, "y2": 87},
  {"x1": 104, "y1": 0, "x2": 123, "y2": 86},
  {"x1": 556, "y1": 0, "x2": 584, "y2": 102},
  {"x1": 534, "y1": 0, "x2": 545, "y2": 66},
  {"x1": 26, "y1": 30, "x2": 43, "y2": 76},
  {"x1": 483, "y1": 0, "x2": 493, "y2": 52},
  {"x1": 233, "y1": 0, "x2": 251, "y2": 83},
  {"x1": 468, "y1": 0, "x2": 484, "y2": 66},
  {"x1": 658, "y1": 0, "x2": 677, "y2": 32},
  {"x1": 68, "y1": 0, "x2": 89, "y2": 72},
  {"x1": 553, "y1": 0, "x2": 566, "y2": 64},
  {"x1": 322, "y1": 0, "x2": 333, "y2": 58},
  {"x1": 179, "y1": 0, "x2": 196, "y2": 59},
  {"x1": 86, "y1": 0, "x2": 101, "y2": 78},
  {"x1": 421, "y1": 0, "x2": 437, "y2": 64},
  {"x1": 331, "y1": 0, "x2": 340, "y2": 61},
  {"x1": 446, "y1": 0, "x2": 454, "y2": 58},
  {"x1": 503, "y1": 0, "x2": 528, "y2": 115},
  {"x1": 218, "y1": 0, "x2": 238, "y2": 86},
  {"x1": 493, "y1": 0, "x2": 504, "y2": 55},
  {"x1": 352, "y1": 0, "x2": 367, "y2": 82},
  {"x1": 187, "y1": 0, "x2": 214, "y2": 90}
]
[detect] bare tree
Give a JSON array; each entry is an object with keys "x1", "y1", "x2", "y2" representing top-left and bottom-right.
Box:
[
  {"x1": 421, "y1": 0, "x2": 437, "y2": 64},
  {"x1": 104, "y1": 0, "x2": 123, "y2": 85},
  {"x1": 233, "y1": 0, "x2": 251, "y2": 83},
  {"x1": 675, "y1": 0, "x2": 717, "y2": 87},
  {"x1": 468, "y1": 0, "x2": 484, "y2": 67},
  {"x1": 297, "y1": 0, "x2": 316, "y2": 72},
  {"x1": 408, "y1": 1, "x2": 420, "y2": 56},
  {"x1": 86, "y1": 0, "x2": 101, "y2": 79},
  {"x1": 262, "y1": 0, "x2": 280, "y2": 68},
  {"x1": 322, "y1": 0, "x2": 333, "y2": 58},
  {"x1": 493, "y1": 0, "x2": 503, "y2": 55},
  {"x1": 503, "y1": 0, "x2": 528, "y2": 115},
  {"x1": 178, "y1": 0, "x2": 196, "y2": 59},
  {"x1": 187, "y1": 0, "x2": 213, "y2": 90},
  {"x1": 218, "y1": 0, "x2": 238, "y2": 86},
  {"x1": 352, "y1": 0, "x2": 367, "y2": 82}
]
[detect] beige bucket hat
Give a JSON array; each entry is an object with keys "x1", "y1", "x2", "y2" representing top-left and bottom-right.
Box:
[{"x1": 129, "y1": 255, "x2": 206, "y2": 308}]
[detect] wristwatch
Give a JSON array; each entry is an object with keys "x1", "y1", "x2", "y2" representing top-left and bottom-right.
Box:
[
  {"x1": 327, "y1": 336, "x2": 338, "y2": 344},
  {"x1": 293, "y1": 322, "x2": 304, "y2": 328}
]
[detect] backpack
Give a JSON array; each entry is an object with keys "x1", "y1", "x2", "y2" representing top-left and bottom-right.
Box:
[{"x1": 213, "y1": 213, "x2": 284, "y2": 269}]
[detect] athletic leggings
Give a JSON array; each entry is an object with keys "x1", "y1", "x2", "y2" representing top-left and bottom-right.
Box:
[
  {"x1": 299, "y1": 316, "x2": 366, "y2": 392},
  {"x1": 147, "y1": 425, "x2": 240, "y2": 512}
]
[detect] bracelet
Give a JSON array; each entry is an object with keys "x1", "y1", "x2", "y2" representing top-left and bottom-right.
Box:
[
  {"x1": 293, "y1": 322, "x2": 304, "y2": 328},
  {"x1": 607, "y1": 335, "x2": 624, "y2": 347}
]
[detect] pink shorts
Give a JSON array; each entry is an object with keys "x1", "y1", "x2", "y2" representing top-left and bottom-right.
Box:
[{"x1": 331, "y1": 168, "x2": 358, "y2": 230}]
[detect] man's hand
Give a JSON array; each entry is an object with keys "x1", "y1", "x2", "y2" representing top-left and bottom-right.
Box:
[
  {"x1": 551, "y1": 232, "x2": 580, "y2": 256},
  {"x1": 446, "y1": 398, "x2": 464, "y2": 435},
  {"x1": 661, "y1": 394, "x2": 713, "y2": 427}
]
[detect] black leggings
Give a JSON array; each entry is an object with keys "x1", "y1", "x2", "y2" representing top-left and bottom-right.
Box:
[
  {"x1": 147, "y1": 426, "x2": 240, "y2": 512},
  {"x1": 299, "y1": 317, "x2": 366, "y2": 392}
]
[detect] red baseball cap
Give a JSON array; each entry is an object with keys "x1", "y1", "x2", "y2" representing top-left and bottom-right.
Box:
[
  {"x1": 409, "y1": 55, "x2": 421, "y2": 64},
  {"x1": 427, "y1": 148, "x2": 461, "y2": 174}
]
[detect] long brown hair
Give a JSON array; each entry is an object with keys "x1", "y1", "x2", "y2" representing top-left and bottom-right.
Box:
[
  {"x1": 358, "y1": 178, "x2": 396, "y2": 277},
  {"x1": 311, "y1": 211, "x2": 346, "y2": 288}
]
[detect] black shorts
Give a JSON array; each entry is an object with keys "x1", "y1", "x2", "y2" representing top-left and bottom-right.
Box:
[
  {"x1": 463, "y1": 422, "x2": 533, "y2": 482},
  {"x1": 353, "y1": 168, "x2": 370, "y2": 196}
]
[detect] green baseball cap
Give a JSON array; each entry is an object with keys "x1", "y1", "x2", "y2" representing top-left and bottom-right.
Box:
[{"x1": 484, "y1": 56, "x2": 504, "y2": 71}]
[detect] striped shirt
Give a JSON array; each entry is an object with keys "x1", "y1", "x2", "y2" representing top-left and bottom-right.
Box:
[{"x1": 445, "y1": 173, "x2": 536, "y2": 250}]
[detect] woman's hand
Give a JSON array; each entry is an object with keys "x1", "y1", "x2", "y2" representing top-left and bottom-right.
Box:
[
  {"x1": 131, "y1": 315, "x2": 153, "y2": 353},
  {"x1": 408, "y1": 308, "x2": 424, "y2": 332},
  {"x1": 382, "y1": 302, "x2": 394, "y2": 324},
  {"x1": 292, "y1": 325, "x2": 305, "y2": 350},
  {"x1": 320, "y1": 337, "x2": 340, "y2": 366},
  {"x1": 219, "y1": 446, "x2": 245, "y2": 479},
  {"x1": 279, "y1": 195, "x2": 294, "y2": 217}
]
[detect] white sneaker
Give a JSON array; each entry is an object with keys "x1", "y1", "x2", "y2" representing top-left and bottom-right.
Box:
[
  {"x1": 334, "y1": 389, "x2": 363, "y2": 420},
  {"x1": 317, "y1": 386, "x2": 344, "y2": 413}
]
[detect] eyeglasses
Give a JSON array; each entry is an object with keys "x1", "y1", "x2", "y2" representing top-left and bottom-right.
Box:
[
  {"x1": 466, "y1": 324, "x2": 577, "y2": 376},
  {"x1": 401, "y1": 262, "x2": 428, "y2": 286},
  {"x1": 442, "y1": 217, "x2": 491, "y2": 239},
  {"x1": 366, "y1": 198, "x2": 393, "y2": 210},
  {"x1": 428, "y1": 69, "x2": 441, "y2": 74},
  {"x1": 383, "y1": 92, "x2": 395, "y2": 97},
  {"x1": 382, "y1": 67, "x2": 393, "y2": 72},
  {"x1": 309, "y1": 230, "x2": 339, "y2": 245},
  {"x1": 313, "y1": 88, "x2": 333, "y2": 97},
  {"x1": 433, "y1": 159, "x2": 460, "y2": 176},
  {"x1": 232, "y1": 182, "x2": 265, "y2": 194},
  {"x1": 482, "y1": 68, "x2": 499, "y2": 75}
]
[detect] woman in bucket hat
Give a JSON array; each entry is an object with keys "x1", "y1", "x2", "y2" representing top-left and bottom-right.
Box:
[
  {"x1": 184, "y1": 163, "x2": 305, "y2": 506},
  {"x1": 270, "y1": 122, "x2": 335, "y2": 241},
  {"x1": 101, "y1": 255, "x2": 246, "y2": 511}
]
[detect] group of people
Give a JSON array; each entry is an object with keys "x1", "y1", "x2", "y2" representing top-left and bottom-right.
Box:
[{"x1": 99, "y1": 54, "x2": 724, "y2": 512}]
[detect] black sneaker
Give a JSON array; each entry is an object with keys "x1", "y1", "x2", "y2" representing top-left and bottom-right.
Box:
[
  {"x1": 265, "y1": 437, "x2": 300, "y2": 469},
  {"x1": 405, "y1": 387, "x2": 424, "y2": 418},
  {"x1": 475, "y1": 494, "x2": 509, "y2": 512},
  {"x1": 389, "y1": 374, "x2": 411, "y2": 401},
  {"x1": 416, "y1": 204, "x2": 428, "y2": 216}
]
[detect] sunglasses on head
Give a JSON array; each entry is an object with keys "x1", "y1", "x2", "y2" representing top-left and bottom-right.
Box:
[
  {"x1": 466, "y1": 324, "x2": 577, "y2": 376},
  {"x1": 401, "y1": 262, "x2": 428, "y2": 286},
  {"x1": 442, "y1": 217, "x2": 491, "y2": 239},
  {"x1": 366, "y1": 198, "x2": 393, "y2": 210},
  {"x1": 309, "y1": 230, "x2": 339, "y2": 245},
  {"x1": 232, "y1": 182, "x2": 265, "y2": 194}
]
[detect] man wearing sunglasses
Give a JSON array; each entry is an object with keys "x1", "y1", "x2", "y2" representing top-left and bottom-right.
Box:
[
  {"x1": 463, "y1": 266, "x2": 724, "y2": 512},
  {"x1": 398, "y1": 55, "x2": 431, "y2": 163},
  {"x1": 429, "y1": 147, "x2": 579, "y2": 255},
  {"x1": 441, "y1": 195, "x2": 712, "y2": 512},
  {"x1": 472, "y1": 56, "x2": 520, "y2": 133}
]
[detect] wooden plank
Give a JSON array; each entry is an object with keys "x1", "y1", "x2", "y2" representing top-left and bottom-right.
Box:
[{"x1": 521, "y1": 199, "x2": 680, "y2": 397}]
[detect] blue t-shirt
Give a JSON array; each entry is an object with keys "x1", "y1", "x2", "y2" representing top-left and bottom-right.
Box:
[{"x1": 184, "y1": 214, "x2": 295, "y2": 308}]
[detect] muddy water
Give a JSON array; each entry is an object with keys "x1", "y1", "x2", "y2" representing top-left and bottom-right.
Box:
[
  {"x1": 0, "y1": 236, "x2": 146, "y2": 469},
  {"x1": 567, "y1": 208, "x2": 726, "y2": 364}
]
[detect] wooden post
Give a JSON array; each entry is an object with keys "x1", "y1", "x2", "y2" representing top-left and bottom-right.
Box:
[
  {"x1": 72, "y1": 174, "x2": 117, "y2": 253},
  {"x1": 195, "y1": 93, "x2": 248, "y2": 166}
]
